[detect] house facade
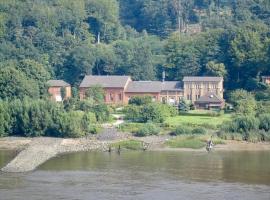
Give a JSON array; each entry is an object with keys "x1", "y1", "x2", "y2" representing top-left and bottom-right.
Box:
[
  {"x1": 79, "y1": 75, "x2": 131, "y2": 104},
  {"x1": 183, "y1": 77, "x2": 224, "y2": 109},
  {"x1": 47, "y1": 80, "x2": 72, "y2": 102},
  {"x1": 45, "y1": 75, "x2": 224, "y2": 108}
]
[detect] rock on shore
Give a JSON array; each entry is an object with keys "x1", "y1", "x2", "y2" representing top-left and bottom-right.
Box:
[{"x1": 1, "y1": 137, "x2": 115, "y2": 173}]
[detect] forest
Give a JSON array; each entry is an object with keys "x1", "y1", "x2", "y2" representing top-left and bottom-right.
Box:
[{"x1": 0, "y1": 0, "x2": 270, "y2": 100}]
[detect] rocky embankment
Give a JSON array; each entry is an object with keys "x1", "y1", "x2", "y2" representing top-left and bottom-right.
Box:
[{"x1": 1, "y1": 128, "x2": 129, "y2": 173}]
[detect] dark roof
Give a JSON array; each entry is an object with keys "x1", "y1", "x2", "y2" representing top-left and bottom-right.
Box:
[
  {"x1": 161, "y1": 81, "x2": 183, "y2": 91},
  {"x1": 183, "y1": 76, "x2": 223, "y2": 82},
  {"x1": 79, "y1": 75, "x2": 130, "y2": 88},
  {"x1": 195, "y1": 93, "x2": 224, "y2": 104},
  {"x1": 126, "y1": 81, "x2": 162, "y2": 93},
  {"x1": 47, "y1": 80, "x2": 70, "y2": 87}
]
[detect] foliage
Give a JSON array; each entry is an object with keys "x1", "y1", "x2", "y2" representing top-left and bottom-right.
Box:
[
  {"x1": 221, "y1": 115, "x2": 259, "y2": 133},
  {"x1": 124, "y1": 103, "x2": 177, "y2": 123},
  {"x1": 85, "y1": 85, "x2": 105, "y2": 104},
  {"x1": 229, "y1": 89, "x2": 257, "y2": 115},
  {"x1": 58, "y1": 111, "x2": 89, "y2": 138},
  {"x1": 112, "y1": 140, "x2": 143, "y2": 150},
  {"x1": 128, "y1": 96, "x2": 152, "y2": 106},
  {"x1": 0, "y1": 98, "x2": 110, "y2": 138},
  {"x1": 258, "y1": 114, "x2": 270, "y2": 131},
  {"x1": 165, "y1": 136, "x2": 205, "y2": 149},
  {"x1": 191, "y1": 127, "x2": 207, "y2": 135},
  {"x1": 171, "y1": 126, "x2": 192, "y2": 136},
  {"x1": 135, "y1": 123, "x2": 161, "y2": 137}
]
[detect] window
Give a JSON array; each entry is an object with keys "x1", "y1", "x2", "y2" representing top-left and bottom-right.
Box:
[
  {"x1": 118, "y1": 94, "x2": 122, "y2": 101},
  {"x1": 110, "y1": 93, "x2": 114, "y2": 101}
]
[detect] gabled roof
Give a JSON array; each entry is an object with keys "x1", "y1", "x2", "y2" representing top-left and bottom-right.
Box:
[
  {"x1": 183, "y1": 76, "x2": 223, "y2": 82},
  {"x1": 79, "y1": 75, "x2": 130, "y2": 88},
  {"x1": 126, "y1": 81, "x2": 162, "y2": 93},
  {"x1": 195, "y1": 93, "x2": 224, "y2": 103},
  {"x1": 47, "y1": 80, "x2": 70, "y2": 87},
  {"x1": 161, "y1": 81, "x2": 183, "y2": 91}
]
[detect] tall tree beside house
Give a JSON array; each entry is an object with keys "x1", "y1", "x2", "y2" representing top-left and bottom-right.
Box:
[
  {"x1": 0, "y1": 67, "x2": 39, "y2": 100},
  {"x1": 205, "y1": 61, "x2": 227, "y2": 77},
  {"x1": 85, "y1": 85, "x2": 105, "y2": 104}
]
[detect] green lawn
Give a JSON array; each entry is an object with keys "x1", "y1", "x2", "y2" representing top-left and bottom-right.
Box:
[{"x1": 165, "y1": 111, "x2": 232, "y2": 128}]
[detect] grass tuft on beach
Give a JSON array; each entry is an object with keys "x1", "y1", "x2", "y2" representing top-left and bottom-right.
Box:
[{"x1": 112, "y1": 139, "x2": 143, "y2": 150}]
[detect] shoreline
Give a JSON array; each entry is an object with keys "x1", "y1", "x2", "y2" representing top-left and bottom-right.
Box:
[
  {"x1": 1, "y1": 136, "x2": 270, "y2": 173},
  {"x1": 1, "y1": 136, "x2": 270, "y2": 152}
]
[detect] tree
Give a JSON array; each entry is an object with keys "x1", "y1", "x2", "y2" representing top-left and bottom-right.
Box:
[
  {"x1": 205, "y1": 61, "x2": 227, "y2": 77},
  {"x1": 229, "y1": 89, "x2": 257, "y2": 115},
  {"x1": 0, "y1": 67, "x2": 39, "y2": 99},
  {"x1": 85, "y1": 85, "x2": 105, "y2": 104}
]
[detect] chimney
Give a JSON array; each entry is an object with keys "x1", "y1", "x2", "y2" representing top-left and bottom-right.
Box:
[{"x1": 162, "y1": 70, "x2": 165, "y2": 82}]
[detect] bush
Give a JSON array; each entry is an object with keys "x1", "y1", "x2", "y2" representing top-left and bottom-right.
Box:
[
  {"x1": 244, "y1": 131, "x2": 262, "y2": 143},
  {"x1": 124, "y1": 103, "x2": 177, "y2": 123},
  {"x1": 123, "y1": 105, "x2": 141, "y2": 122},
  {"x1": 218, "y1": 131, "x2": 243, "y2": 141},
  {"x1": 0, "y1": 101, "x2": 11, "y2": 137},
  {"x1": 135, "y1": 123, "x2": 161, "y2": 137},
  {"x1": 128, "y1": 96, "x2": 152, "y2": 105},
  {"x1": 118, "y1": 123, "x2": 144, "y2": 133},
  {"x1": 221, "y1": 115, "x2": 259, "y2": 133},
  {"x1": 171, "y1": 126, "x2": 192, "y2": 135},
  {"x1": 192, "y1": 127, "x2": 207, "y2": 135},
  {"x1": 58, "y1": 111, "x2": 89, "y2": 138},
  {"x1": 259, "y1": 130, "x2": 270, "y2": 141},
  {"x1": 259, "y1": 114, "x2": 270, "y2": 131}
]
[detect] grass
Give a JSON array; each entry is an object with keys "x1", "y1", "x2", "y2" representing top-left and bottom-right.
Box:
[
  {"x1": 165, "y1": 111, "x2": 232, "y2": 128},
  {"x1": 165, "y1": 134, "x2": 226, "y2": 149},
  {"x1": 118, "y1": 123, "x2": 145, "y2": 133},
  {"x1": 165, "y1": 136, "x2": 205, "y2": 149},
  {"x1": 112, "y1": 140, "x2": 143, "y2": 150}
]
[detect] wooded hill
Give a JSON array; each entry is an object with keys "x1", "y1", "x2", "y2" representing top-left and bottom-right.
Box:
[{"x1": 0, "y1": 0, "x2": 270, "y2": 100}]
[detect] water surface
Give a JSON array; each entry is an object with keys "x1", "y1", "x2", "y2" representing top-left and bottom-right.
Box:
[{"x1": 0, "y1": 150, "x2": 270, "y2": 200}]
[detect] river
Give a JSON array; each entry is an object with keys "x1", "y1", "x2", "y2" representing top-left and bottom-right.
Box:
[{"x1": 0, "y1": 150, "x2": 270, "y2": 200}]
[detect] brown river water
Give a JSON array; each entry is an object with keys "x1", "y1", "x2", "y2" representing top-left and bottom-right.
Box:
[{"x1": 0, "y1": 150, "x2": 270, "y2": 200}]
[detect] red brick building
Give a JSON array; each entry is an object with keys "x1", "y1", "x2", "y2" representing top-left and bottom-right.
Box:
[
  {"x1": 77, "y1": 75, "x2": 225, "y2": 109},
  {"x1": 79, "y1": 75, "x2": 183, "y2": 105},
  {"x1": 79, "y1": 75, "x2": 131, "y2": 104},
  {"x1": 47, "y1": 80, "x2": 71, "y2": 102}
]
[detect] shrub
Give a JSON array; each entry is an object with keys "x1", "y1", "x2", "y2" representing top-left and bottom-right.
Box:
[
  {"x1": 221, "y1": 115, "x2": 259, "y2": 133},
  {"x1": 58, "y1": 111, "x2": 88, "y2": 138},
  {"x1": 217, "y1": 131, "x2": 243, "y2": 141},
  {"x1": 128, "y1": 96, "x2": 152, "y2": 105},
  {"x1": 244, "y1": 131, "x2": 262, "y2": 143},
  {"x1": 118, "y1": 123, "x2": 143, "y2": 133},
  {"x1": 171, "y1": 126, "x2": 192, "y2": 135},
  {"x1": 123, "y1": 105, "x2": 141, "y2": 122},
  {"x1": 259, "y1": 130, "x2": 270, "y2": 141},
  {"x1": 259, "y1": 114, "x2": 270, "y2": 131},
  {"x1": 135, "y1": 123, "x2": 161, "y2": 137},
  {"x1": 124, "y1": 103, "x2": 177, "y2": 123},
  {"x1": 192, "y1": 127, "x2": 207, "y2": 135}
]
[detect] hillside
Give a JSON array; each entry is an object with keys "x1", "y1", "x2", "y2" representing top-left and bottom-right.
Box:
[{"x1": 0, "y1": 0, "x2": 270, "y2": 99}]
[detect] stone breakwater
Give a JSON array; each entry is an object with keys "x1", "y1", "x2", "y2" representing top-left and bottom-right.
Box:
[{"x1": 1, "y1": 137, "x2": 115, "y2": 173}]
